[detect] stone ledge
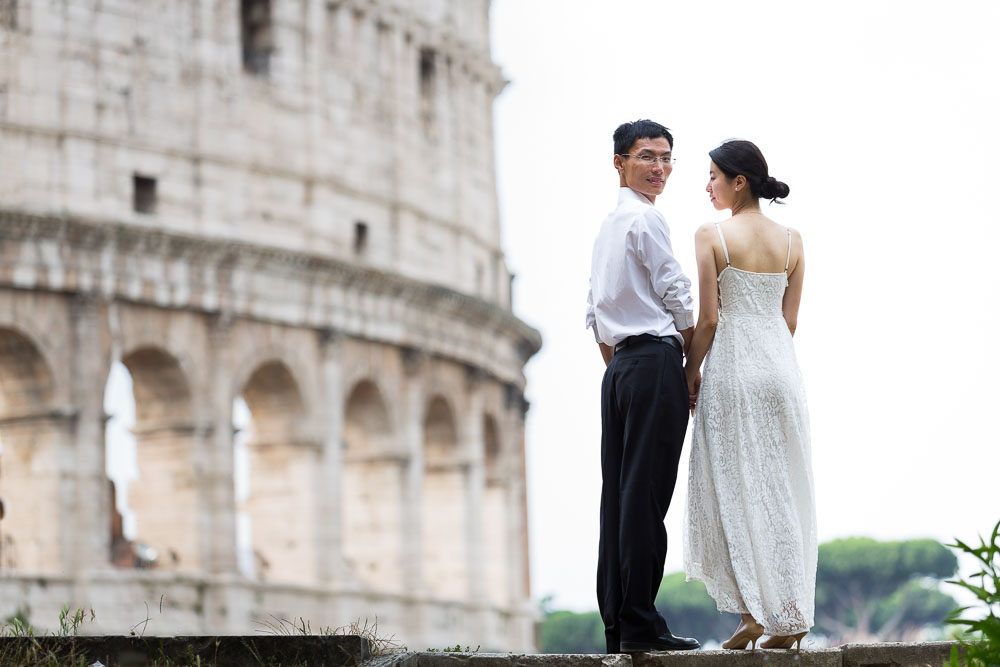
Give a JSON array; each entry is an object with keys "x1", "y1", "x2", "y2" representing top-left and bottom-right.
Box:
[
  {"x1": 842, "y1": 641, "x2": 957, "y2": 666},
  {"x1": 0, "y1": 639, "x2": 962, "y2": 666},
  {"x1": 368, "y1": 655, "x2": 631, "y2": 667},
  {"x1": 0, "y1": 634, "x2": 369, "y2": 666},
  {"x1": 370, "y1": 643, "x2": 960, "y2": 667}
]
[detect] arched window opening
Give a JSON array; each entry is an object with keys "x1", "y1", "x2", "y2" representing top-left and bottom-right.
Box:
[
  {"x1": 240, "y1": 360, "x2": 314, "y2": 584},
  {"x1": 120, "y1": 347, "x2": 196, "y2": 571},
  {"x1": 421, "y1": 395, "x2": 468, "y2": 599},
  {"x1": 482, "y1": 413, "x2": 508, "y2": 606},
  {"x1": 342, "y1": 380, "x2": 402, "y2": 590},
  {"x1": 104, "y1": 360, "x2": 144, "y2": 567},
  {"x1": 0, "y1": 328, "x2": 61, "y2": 573}
]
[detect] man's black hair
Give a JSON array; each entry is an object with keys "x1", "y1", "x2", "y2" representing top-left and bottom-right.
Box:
[{"x1": 613, "y1": 119, "x2": 673, "y2": 155}]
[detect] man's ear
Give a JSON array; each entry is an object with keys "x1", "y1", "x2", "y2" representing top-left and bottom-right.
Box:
[{"x1": 613, "y1": 154, "x2": 623, "y2": 172}]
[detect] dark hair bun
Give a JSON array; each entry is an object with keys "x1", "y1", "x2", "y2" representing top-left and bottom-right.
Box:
[
  {"x1": 758, "y1": 175, "x2": 790, "y2": 200},
  {"x1": 709, "y1": 139, "x2": 790, "y2": 203}
]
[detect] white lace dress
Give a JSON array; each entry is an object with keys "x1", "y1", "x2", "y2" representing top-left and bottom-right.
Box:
[{"x1": 683, "y1": 225, "x2": 817, "y2": 636}]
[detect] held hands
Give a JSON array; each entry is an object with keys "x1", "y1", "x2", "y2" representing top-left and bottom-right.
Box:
[{"x1": 685, "y1": 365, "x2": 702, "y2": 415}]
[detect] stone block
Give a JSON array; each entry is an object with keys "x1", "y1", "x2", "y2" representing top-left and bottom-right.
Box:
[
  {"x1": 841, "y1": 641, "x2": 959, "y2": 667},
  {"x1": 373, "y1": 654, "x2": 632, "y2": 667},
  {"x1": 0, "y1": 635, "x2": 369, "y2": 667},
  {"x1": 638, "y1": 648, "x2": 840, "y2": 667}
]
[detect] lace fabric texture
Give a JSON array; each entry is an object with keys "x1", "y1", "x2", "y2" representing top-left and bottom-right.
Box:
[{"x1": 683, "y1": 266, "x2": 817, "y2": 635}]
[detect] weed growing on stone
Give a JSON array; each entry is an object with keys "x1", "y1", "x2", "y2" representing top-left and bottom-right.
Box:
[
  {"x1": 128, "y1": 596, "x2": 164, "y2": 638},
  {"x1": 0, "y1": 604, "x2": 406, "y2": 664},
  {"x1": 427, "y1": 644, "x2": 481, "y2": 653},
  {"x1": 57, "y1": 606, "x2": 94, "y2": 637},
  {"x1": 254, "y1": 614, "x2": 405, "y2": 657},
  {"x1": 0, "y1": 605, "x2": 95, "y2": 666}
]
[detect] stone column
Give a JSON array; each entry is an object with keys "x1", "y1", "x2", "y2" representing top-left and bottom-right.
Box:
[
  {"x1": 303, "y1": 0, "x2": 322, "y2": 175},
  {"x1": 400, "y1": 348, "x2": 425, "y2": 597},
  {"x1": 202, "y1": 314, "x2": 237, "y2": 575},
  {"x1": 316, "y1": 328, "x2": 344, "y2": 585},
  {"x1": 401, "y1": 347, "x2": 428, "y2": 645},
  {"x1": 0, "y1": 411, "x2": 76, "y2": 573},
  {"x1": 69, "y1": 293, "x2": 111, "y2": 572},
  {"x1": 463, "y1": 368, "x2": 487, "y2": 603},
  {"x1": 504, "y1": 384, "x2": 529, "y2": 607}
]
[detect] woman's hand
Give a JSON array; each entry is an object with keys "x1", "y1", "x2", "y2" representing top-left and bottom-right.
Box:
[{"x1": 686, "y1": 366, "x2": 702, "y2": 415}]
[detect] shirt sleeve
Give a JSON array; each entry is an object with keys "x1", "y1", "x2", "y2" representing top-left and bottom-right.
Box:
[{"x1": 632, "y1": 210, "x2": 696, "y2": 330}]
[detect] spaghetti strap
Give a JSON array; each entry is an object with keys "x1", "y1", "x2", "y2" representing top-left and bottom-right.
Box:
[
  {"x1": 784, "y1": 228, "x2": 792, "y2": 272},
  {"x1": 715, "y1": 223, "x2": 731, "y2": 267}
]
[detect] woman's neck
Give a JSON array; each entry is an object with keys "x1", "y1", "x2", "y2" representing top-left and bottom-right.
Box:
[{"x1": 731, "y1": 201, "x2": 762, "y2": 217}]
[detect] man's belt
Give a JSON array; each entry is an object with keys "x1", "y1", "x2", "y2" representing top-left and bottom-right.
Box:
[{"x1": 614, "y1": 333, "x2": 682, "y2": 353}]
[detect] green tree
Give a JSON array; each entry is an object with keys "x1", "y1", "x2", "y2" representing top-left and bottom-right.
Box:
[
  {"x1": 538, "y1": 537, "x2": 957, "y2": 651},
  {"x1": 537, "y1": 610, "x2": 605, "y2": 654},
  {"x1": 816, "y1": 537, "x2": 958, "y2": 642},
  {"x1": 654, "y1": 572, "x2": 737, "y2": 643}
]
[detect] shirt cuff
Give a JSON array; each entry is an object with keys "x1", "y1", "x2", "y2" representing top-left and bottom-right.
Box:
[
  {"x1": 592, "y1": 324, "x2": 601, "y2": 343},
  {"x1": 673, "y1": 311, "x2": 695, "y2": 331}
]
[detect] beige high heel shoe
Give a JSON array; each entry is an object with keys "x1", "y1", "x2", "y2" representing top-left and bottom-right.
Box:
[
  {"x1": 721, "y1": 621, "x2": 765, "y2": 650},
  {"x1": 760, "y1": 630, "x2": 808, "y2": 651}
]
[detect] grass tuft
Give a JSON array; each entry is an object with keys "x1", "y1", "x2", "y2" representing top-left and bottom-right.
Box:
[{"x1": 253, "y1": 614, "x2": 405, "y2": 656}]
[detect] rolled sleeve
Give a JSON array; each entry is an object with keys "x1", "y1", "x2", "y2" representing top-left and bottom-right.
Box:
[{"x1": 634, "y1": 211, "x2": 696, "y2": 329}]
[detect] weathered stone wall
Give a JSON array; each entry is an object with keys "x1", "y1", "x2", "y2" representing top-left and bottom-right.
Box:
[
  {"x1": 0, "y1": 0, "x2": 538, "y2": 652},
  {"x1": 0, "y1": 0, "x2": 508, "y2": 305}
]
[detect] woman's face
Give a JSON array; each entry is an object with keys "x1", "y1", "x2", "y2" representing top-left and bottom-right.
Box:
[{"x1": 706, "y1": 161, "x2": 737, "y2": 211}]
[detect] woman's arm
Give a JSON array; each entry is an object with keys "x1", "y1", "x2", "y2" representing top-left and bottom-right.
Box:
[
  {"x1": 685, "y1": 225, "x2": 721, "y2": 394},
  {"x1": 599, "y1": 342, "x2": 614, "y2": 366},
  {"x1": 782, "y1": 229, "x2": 805, "y2": 336}
]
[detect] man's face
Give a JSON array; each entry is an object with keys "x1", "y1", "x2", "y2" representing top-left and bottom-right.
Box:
[{"x1": 614, "y1": 137, "x2": 673, "y2": 203}]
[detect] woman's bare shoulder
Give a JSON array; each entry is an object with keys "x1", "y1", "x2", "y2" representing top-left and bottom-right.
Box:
[
  {"x1": 695, "y1": 221, "x2": 720, "y2": 236},
  {"x1": 785, "y1": 225, "x2": 804, "y2": 244}
]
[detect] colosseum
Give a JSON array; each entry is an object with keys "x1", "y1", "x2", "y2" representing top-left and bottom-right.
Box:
[{"x1": 0, "y1": 0, "x2": 540, "y2": 651}]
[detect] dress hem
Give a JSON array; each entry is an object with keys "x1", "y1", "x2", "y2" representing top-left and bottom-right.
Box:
[{"x1": 684, "y1": 570, "x2": 812, "y2": 636}]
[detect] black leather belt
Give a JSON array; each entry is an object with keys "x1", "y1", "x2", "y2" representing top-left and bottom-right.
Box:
[{"x1": 614, "y1": 333, "x2": 682, "y2": 353}]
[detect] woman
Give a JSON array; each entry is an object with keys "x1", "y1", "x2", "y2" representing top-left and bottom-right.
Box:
[{"x1": 682, "y1": 140, "x2": 816, "y2": 651}]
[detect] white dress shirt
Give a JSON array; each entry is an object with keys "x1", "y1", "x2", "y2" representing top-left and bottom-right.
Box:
[{"x1": 586, "y1": 187, "x2": 695, "y2": 347}]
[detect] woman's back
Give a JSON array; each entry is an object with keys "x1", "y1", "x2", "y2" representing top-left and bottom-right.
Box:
[{"x1": 713, "y1": 214, "x2": 799, "y2": 276}]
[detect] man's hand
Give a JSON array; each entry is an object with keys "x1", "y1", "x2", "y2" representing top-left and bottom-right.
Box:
[
  {"x1": 599, "y1": 342, "x2": 614, "y2": 367},
  {"x1": 685, "y1": 366, "x2": 702, "y2": 415}
]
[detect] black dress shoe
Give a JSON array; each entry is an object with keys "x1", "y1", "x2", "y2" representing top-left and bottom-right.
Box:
[{"x1": 619, "y1": 634, "x2": 700, "y2": 652}]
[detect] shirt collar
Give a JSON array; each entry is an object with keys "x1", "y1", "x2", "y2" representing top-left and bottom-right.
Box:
[{"x1": 618, "y1": 187, "x2": 654, "y2": 206}]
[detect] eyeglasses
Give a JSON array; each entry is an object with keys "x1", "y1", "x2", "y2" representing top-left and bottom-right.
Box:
[{"x1": 619, "y1": 154, "x2": 676, "y2": 166}]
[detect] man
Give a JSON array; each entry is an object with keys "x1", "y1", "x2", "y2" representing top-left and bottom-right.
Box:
[{"x1": 585, "y1": 119, "x2": 700, "y2": 654}]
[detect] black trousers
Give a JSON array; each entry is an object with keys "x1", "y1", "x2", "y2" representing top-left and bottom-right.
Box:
[{"x1": 597, "y1": 338, "x2": 689, "y2": 654}]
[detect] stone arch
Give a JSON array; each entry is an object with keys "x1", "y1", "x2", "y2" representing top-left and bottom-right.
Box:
[
  {"x1": 241, "y1": 361, "x2": 305, "y2": 444},
  {"x1": 231, "y1": 344, "x2": 317, "y2": 421},
  {"x1": 120, "y1": 346, "x2": 199, "y2": 572},
  {"x1": 124, "y1": 347, "x2": 194, "y2": 429},
  {"x1": 482, "y1": 413, "x2": 508, "y2": 605},
  {"x1": 0, "y1": 327, "x2": 55, "y2": 416},
  {"x1": 239, "y1": 359, "x2": 317, "y2": 584},
  {"x1": 344, "y1": 380, "x2": 392, "y2": 454},
  {"x1": 0, "y1": 327, "x2": 62, "y2": 572},
  {"x1": 342, "y1": 379, "x2": 404, "y2": 591},
  {"x1": 421, "y1": 394, "x2": 468, "y2": 600}
]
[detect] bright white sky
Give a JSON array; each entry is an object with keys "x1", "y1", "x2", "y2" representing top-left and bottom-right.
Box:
[{"x1": 491, "y1": 0, "x2": 1000, "y2": 612}]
